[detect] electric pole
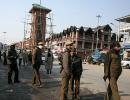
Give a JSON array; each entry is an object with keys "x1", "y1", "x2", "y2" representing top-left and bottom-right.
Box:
[
  {"x1": 96, "y1": 14, "x2": 101, "y2": 49},
  {"x1": 46, "y1": 13, "x2": 56, "y2": 48}
]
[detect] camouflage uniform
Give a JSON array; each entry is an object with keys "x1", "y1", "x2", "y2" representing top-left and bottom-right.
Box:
[{"x1": 104, "y1": 49, "x2": 122, "y2": 100}]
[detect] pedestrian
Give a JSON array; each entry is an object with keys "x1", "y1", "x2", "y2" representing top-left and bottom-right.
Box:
[
  {"x1": 45, "y1": 48, "x2": 54, "y2": 74},
  {"x1": 60, "y1": 40, "x2": 73, "y2": 100},
  {"x1": 32, "y1": 42, "x2": 43, "y2": 87},
  {"x1": 103, "y1": 41, "x2": 122, "y2": 100},
  {"x1": 69, "y1": 48, "x2": 83, "y2": 99},
  {"x1": 23, "y1": 50, "x2": 28, "y2": 66},
  {"x1": 7, "y1": 44, "x2": 20, "y2": 84},
  {"x1": 18, "y1": 49, "x2": 23, "y2": 67},
  {"x1": 28, "y1": 51, "x2": 32, "y2": 65},
  {"x1": 3, "y1": 50, "x2": 7, "y2": 65}
]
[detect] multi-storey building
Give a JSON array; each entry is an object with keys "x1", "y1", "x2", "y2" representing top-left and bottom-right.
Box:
[
  {"x1": 116, "y1": 15, "x2": 130, "y2": 44},
  {"x1": 46, "y1": 25, "x2": 112, "y2": 58},
  {"x1": 116, "y1": 15, "x2": 130, "y2": 60}
]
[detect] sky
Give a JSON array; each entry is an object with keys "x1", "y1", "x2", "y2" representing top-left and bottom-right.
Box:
[{"x1": 0, "y1": 0, "x2": 130, "y2": 44}]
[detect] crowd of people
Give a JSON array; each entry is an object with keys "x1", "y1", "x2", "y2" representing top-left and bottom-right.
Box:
[
  {"x1": 0, "y1": 41, "x2": 122, "y2": 100},
  {"x1": 0, "y1": 49, "x2": 32, "y2": 67}
]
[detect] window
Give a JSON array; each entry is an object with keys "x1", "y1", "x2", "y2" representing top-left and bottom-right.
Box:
[
  {"x1": 104, "y1": 35, "x2": 108, "y2": 41},
  {"x1": 84, "y1": 42, "x2": 91, "y2": 49},
  {"x1": 78, "y1": 41, "x2": 82, "y2": 48}
]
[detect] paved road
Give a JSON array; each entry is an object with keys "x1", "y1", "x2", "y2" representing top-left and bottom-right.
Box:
[
  {"x1": 0, "y1": 61, "x2": 94, "y2": 100},
  {"x1": 0, "y1": 61, "x2": 61, "y2": 100},
  {"x1": 82, "y1": 63, "x2": 130, "y2": 100},
  {"x1": 0, "y1": 60, "x2": 129, "y2": 100}
]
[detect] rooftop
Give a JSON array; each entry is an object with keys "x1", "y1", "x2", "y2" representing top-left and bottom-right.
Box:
[
  {"x1": 29, "y1": 3, "x2": 51, "y2": 13},
  {"x1": 115, "y1": 15, "x2": 130, "y2": 23}
]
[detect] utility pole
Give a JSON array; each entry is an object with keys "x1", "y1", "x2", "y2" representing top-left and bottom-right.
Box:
[
  {"x1": 22, "y1": 12, "x2": 31, "y2": 49},
  {"x1": 110, "y1": 22, "x2": 118, "y2": 41},
  {"x1": 23, "y1": 16, "x2": 27, "y2": 49},
  {"x1": 96, "y1": 14, "x2": 101, "y2": 49},
  {"x1": 40, "y1": 0, "x2": 41, "y2": 5},
  {"x1": 46, "y1": 13, "x2": 56, "y2": 48},
  {"x1": 3, "y1": 32, "x2": 6, "y2": 50},
  {"x1": 48, "y1": 13, "x2": 56, "y2": 36}
]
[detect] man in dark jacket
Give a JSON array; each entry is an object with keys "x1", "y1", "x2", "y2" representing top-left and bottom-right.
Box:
[
  {"x1": 103, "y1": 41, "x2": 122, "y2": 100},
  {"x1": 60, "y1": 40, "x2": 73, "y2": 100},
  {"x1": 69, "y1": 48, "x2": 83, "y2": 99},
  {"x1": 32, "y1": 42, "x2": 43, "y2": 87},
  {"x1": 7, "y1": 44, "x2": 19, "y2": 84}
]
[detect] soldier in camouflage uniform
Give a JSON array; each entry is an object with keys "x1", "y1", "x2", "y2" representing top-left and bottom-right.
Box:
[{"x1": 103, "y1": 41, "x2": 122, "y2": 100}]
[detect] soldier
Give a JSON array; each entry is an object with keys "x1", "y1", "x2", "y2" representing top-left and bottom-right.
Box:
[
  {"x1": 32, "y1": 42, "x2": 43, "y2": 87},
  {"x1": 103, "y1": 41, "x2": 122, "y2": 100},
  {"x1": 60, "y1": 40, "x2": 73, "y2": 100},
  {"x1": 69, "y1": 48, "x2": 83, "y2": 99},
  {"x1": 7, "y1": 44, "x2": 20, "y2": 84}
]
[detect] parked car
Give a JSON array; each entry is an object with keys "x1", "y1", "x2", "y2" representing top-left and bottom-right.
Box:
[{"x1": 121, "y1": 58, "x2": 130, "y2": 69}]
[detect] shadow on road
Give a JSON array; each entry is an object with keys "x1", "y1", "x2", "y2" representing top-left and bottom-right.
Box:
[
  {"x1": 81, "y1": 93, "x2": 104, "y2": 100},
  {"x1": 0, "y1": 62, "x2": 40, "y2": 100},
  {"x1": 80, "y1": 87, "x2": 104, "y2": 100}
]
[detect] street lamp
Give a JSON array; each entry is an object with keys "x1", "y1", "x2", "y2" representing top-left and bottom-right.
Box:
[
  {"x1": 96, "y1": 14, "x2": 101, "y2": 49},
  {"x1": 110, "y1": 23, "x2": 119, "y2": 41}
]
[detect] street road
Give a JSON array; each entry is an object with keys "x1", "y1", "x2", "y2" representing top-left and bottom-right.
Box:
[
  {"x1": 0, "y1": 61, "x2": 130, "y2": 100},
  {"x1": 81, "y1": 63, "x2": 130, "y2": 100}
]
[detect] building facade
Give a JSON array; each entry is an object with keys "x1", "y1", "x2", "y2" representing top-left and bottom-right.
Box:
[
  {"x1": 46, "y1": 25, "x2": 112, "y2": 58},
  {"x1": 116, "y1": 15, "x2": 130, "y2": 44}
]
